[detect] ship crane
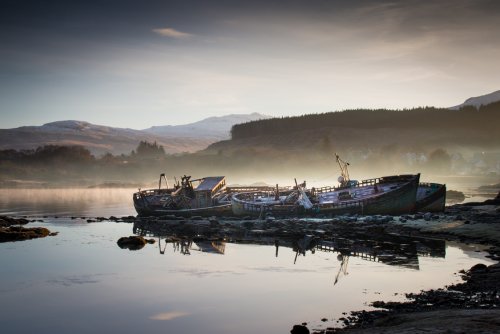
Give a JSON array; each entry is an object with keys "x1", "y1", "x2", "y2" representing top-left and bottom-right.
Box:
[{"x1": 335, "y1": 153, "x2": 351, "y2": 187}]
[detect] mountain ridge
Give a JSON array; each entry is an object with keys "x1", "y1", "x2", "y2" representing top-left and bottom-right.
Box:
[
  {"x1": 143, "y1": 112, "x2": 270, "y2": 138},
  {"x1": 0, "y1": 113, "x2": 269, "y2": 155},
  {"x1": 2, "y1": 89, "x2": 500, "y2": 156},
  {"x1": 450, "y1": 90, "x2": 500, "y2": 110}
]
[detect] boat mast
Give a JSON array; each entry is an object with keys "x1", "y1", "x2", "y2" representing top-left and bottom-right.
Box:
[{"x1": 335, "y1": 153, "x2": 350, "y2": 187}]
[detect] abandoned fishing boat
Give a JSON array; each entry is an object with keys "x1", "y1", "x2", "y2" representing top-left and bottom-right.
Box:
[
  {"x1": 231, "y1": 181, "x2": 312, "y2": 217},
  {"x1": 415, "y1": 182, "x2": 446, "y2": 212},
  {"x1": 312, "y1": 154, "x2": 420, "y2": 215},
  {"x1": 133, "y1": 174, "x2": 232, "y2": 217},
  {"x1": 232, "y1": 154, "x2": 420, "y2": 217},
  {"x1": 312, "y1": 173, "x2": 420, "y2": 216}
]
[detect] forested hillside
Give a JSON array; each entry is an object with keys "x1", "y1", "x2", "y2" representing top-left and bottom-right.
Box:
[{"x1": 230, "y1": 104, "x2": 500, "y2": 141}]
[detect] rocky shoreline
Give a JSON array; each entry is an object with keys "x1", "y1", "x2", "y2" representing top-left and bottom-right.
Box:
[
  {"x1": 0, "y1": 216, "x2": 57, "y2": 242},
  {"x1": 320, "y1": 262, "x2": 500, "y2": 334}
]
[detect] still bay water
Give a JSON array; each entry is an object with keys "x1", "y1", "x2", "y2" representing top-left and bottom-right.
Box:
[{"x1": 0, "y1": 188, "x2": 496, "y2": 334}]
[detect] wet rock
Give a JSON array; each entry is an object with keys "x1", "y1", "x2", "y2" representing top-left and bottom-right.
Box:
[
  {"x1": 0, "y1": 226, "x2": 51, "y2": 242},
  {"x1": 290, "y1": 324, "x2": 310, "y2": 334},
  {"x1": 0, "y1": 216, "x2": 29, "y2": 227},
  {"x1": 117, "y1": 236, "x2": 147, "y2": 250},
  {"x1": 469, "y1": 263, "x2": 487, "y2": 273},
  {"x1": 121, "y1": 216, "x2": 137, "y2": 222}
]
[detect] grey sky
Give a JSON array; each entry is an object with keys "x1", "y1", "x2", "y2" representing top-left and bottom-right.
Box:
[{"x1": 1, "y1": 0, "x2": 499, "y2": 128}]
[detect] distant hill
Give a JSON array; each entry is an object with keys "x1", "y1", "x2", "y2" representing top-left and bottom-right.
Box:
[
  {"x1": 450, "y1": 90, "x2": 500, "y2": 110},
  {"x1": 143, "y1": 112, "x2": 270, "y2": 139},
  {"x1": 0, "y1": 113, "x2": 269, "y2": 155},
  {"x1": 207, "y1": 102, "x2": 500, "y2": 155}
]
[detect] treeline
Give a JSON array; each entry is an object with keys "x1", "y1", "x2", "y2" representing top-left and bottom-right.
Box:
[
  {"x1": 1, "y1": 140, "x2": 497, "y2": 187},
  {"x1": 230, "y1": 103, "x2": 500, "y2": 140},
  {"x1": 0, "y1": 145, "x2": 95, "y2": 164},
  {"x1": 0, "y1": 141, "x2": 166, "y2": 164},
  {"x1": 0, "y1": 141, "x2": 175, "y2": 186},
  {"x1": 0, "y1": 140, "x2": 288, "y2": 186}
]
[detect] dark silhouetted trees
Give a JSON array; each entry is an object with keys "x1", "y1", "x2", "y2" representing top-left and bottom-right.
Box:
[
  {"x1": 133, "y1": 141, "x2": 166, "y2": 159},
  {"x1": 0, "y1": 145, "x2": 95, "y2": 164},
  {"x1": 230, "y1": 106, "x2": 500, "y2": 140}
]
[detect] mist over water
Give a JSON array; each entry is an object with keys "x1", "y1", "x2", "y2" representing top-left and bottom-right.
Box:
[
  {"x1": 0, "y1": 188, "x2": 136, "y2": 217},
  {"x1": 0, "y1": 168, "x2": 497, "y2": 218}
]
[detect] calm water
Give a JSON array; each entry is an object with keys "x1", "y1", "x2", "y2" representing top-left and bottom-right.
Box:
[{"x1": 0, "y1": 189, "x2": 496, "y2": 334}]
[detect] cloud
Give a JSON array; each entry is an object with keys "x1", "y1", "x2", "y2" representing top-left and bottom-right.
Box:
[
  {"x1": 152, "y1": 27, "x2": 193, "y2": 39},
  {"x1": 149, "y1": 311, "x2": 190, "y2": 321}
]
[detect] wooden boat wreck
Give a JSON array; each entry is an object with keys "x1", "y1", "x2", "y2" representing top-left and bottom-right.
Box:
[
  {"x1": 415, "y1": 182, "x2": 446, "y2": 212},
  {"x1": 313, "y1": 155, "x2": 420, "y2": 215},
  {"x1": 231, "y1": 174, "x2": 420, "y2": 217},
  {"x1": 231, "y1": 181, "x2": 312, "y2": 217},
  {"x1": 133, "y1": 174, "x2": 232, "y2": 217},
  {"x1": 133, "y1": 174, "x2": 279, "y2": 217},
  {"x1": 312, "y1": 173, "x2": 420, "y2": 216},
  {"x1": 232, "y1": 154, "x2": 420, "y2": 217}
]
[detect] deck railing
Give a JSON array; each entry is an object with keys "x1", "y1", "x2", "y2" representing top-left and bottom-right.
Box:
[
  {"x1": 226, "y1": 186, "x2": 290, "y2": 192},
  {"x1": 313, "y1": 174, "x2": 416, "y2": 195},
  {"x1": 313, "y1": 177, "x2": 380, "y2": 194}
]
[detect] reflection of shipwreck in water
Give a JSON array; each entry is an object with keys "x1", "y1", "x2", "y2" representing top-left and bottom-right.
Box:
[
  {"x1": 334, "y1": 254, "x2": 349, "y2": 285},
  {"x1": 289, "y1": 233, "x2": 446, "y2": 284},
  {"x1": 316, "y1": 234, "x2": 446, "y2": 270},
  {"x1": 132, "y1": 221, "x2": 445, "y2": 280},
  {"x1": 157, "y1": 237, "x2": 226, "y2": 255},
  {"x1": 133, "y1": 222, "x2": 446, "y2": 284},
  {"x1": 192, "y1": 239, "x2": 226, "y2": 254},
  {"x1": 134, "y1": 223, "x2": 226, "y2": 255},
  {"x1": 235, "y1": 231, "x2": 445, "y2": 271}
]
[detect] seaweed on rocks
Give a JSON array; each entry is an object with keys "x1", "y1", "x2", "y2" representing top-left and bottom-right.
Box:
[{"x1": 332, "y1": 262, "x2": 500, "y2": 332}]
